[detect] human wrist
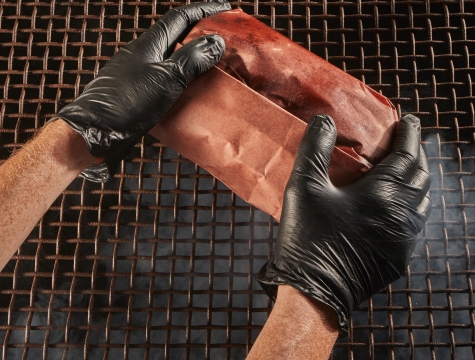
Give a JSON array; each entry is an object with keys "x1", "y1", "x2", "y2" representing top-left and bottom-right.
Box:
[
  {"x1": 276, "y1": 285, "x2": 339, "y2": 333},
  {"x1": 257, "y1": 255, "x2": 352, "y2": 334},
  {"x1": 43, "y1": 119, "x2": 96, "y2": 172}
]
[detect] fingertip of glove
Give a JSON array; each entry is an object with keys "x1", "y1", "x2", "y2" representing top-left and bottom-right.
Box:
[
  {"x1": 402, "y1": 114, "x2": 420, "y2": 122},
  {"x1": 204, "y1": 34, "x2": 225, "y2": 50},
  {"x1": 178, "y1": 34, "x2": 225, "y2": 60},
  {"x1": 401, "y1": 114, "x2": 421, "y2": 131},
  {"x1": 207, "y1": 0, "x2": 232, "y2": 10},
  {"x1": 199, "y1": 34, "x2": 225, "y2": 62},
  {"x1": 306, "y1": 114, "x2": 336, "y2": 134}
]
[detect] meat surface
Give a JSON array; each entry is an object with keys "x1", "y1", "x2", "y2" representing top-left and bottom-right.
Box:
[{"x1": 149, "y1": 9, "x2": 399, "y2": 220}]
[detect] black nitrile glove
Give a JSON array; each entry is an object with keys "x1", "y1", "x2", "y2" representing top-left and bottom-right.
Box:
[
  {"x1": 51, "y1": 0, "x2": 231, "y2": 182},
  {"x1": 257, "y1": 114, "x2": 431, "y2": 335}
]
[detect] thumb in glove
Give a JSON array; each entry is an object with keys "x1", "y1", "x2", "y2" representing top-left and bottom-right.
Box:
[{"x1": 292, "y1": 114, "x2": 337, "y2": 188}]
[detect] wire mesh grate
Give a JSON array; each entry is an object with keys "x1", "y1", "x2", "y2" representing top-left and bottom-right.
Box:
[{"x1": 1, "y1": 0, "x2": 475, "y2": 359}]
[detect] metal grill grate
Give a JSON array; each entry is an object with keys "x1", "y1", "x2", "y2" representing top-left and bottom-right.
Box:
[{"x1": 1, "y1": 0, "x2": 474, "y2": 359}]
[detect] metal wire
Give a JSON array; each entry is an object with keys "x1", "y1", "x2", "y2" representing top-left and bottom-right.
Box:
[{"x1": 0, "y1": 0, "x2": 474, "y2": 359}]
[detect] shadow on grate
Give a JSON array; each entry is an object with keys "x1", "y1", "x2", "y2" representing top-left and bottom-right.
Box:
[{"x1": 1, "y1": 0, "x2": 475, "y2": 359}]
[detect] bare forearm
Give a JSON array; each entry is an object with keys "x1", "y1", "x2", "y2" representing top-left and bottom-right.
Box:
[
  {"x1": 247, "y1": 285, "x2": 339, "y2": 360},
  {"x1": 0, "y1": 120, "x2": 94, "y2": 271}
]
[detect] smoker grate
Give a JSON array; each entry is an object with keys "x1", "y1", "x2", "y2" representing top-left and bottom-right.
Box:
[{"x1": 1, "y1": 0, "x2": 475, "y2": 359}]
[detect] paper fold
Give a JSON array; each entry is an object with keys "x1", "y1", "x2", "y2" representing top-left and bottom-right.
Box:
[{"x1": 148, "y1": 10, "x2": 399, "y2": 221}]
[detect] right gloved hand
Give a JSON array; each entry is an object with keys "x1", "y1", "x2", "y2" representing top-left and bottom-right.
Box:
[
  {"x1": 257, "y1": 114, "x2": 431, "y2": 335},
  {"x1": 52, "y1": 0, "x2": 230, "y2": 182}
]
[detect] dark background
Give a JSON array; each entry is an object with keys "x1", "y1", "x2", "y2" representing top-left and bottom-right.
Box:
[{"x1": 0, "y1": 0, "x2": 474, "y2": 359}]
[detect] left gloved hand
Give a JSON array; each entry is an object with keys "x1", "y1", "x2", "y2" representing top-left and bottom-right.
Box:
[
  {"x1": 257, "y1": 114, "x2": 431, "y2": 335},
  {"x1": 52, "y1": 0, "x2": 230, "y2": 182}
]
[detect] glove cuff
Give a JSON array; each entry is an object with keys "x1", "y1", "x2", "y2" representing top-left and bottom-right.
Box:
[
  {"x1": 256, "y1": 258, "x2": 351, "y2": 337},
  {"x1": 49, "y1": 107, "x2": 139, "y2": 183}
]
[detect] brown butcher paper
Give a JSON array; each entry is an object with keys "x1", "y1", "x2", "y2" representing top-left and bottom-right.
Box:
[{"x1": 149, "y1": 9, "x2": 399, "y2": 221}]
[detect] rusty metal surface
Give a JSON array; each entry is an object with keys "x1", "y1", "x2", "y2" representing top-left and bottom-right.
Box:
[{"x1": 0, "y1": 0, "x2": 474, "y2": 359}]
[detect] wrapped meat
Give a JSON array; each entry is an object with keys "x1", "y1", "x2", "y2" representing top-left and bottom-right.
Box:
[{"x1": 149, "y1": 9, "x2": 399, "y2": 221}]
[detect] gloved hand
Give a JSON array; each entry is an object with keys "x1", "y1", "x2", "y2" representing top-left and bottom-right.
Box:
[
  {"x1": 257, "y1": 114, "x2": 431, "y2": 335},
  {"x1": 52, "y1": 0, "x2": 231, "y2": 182}
]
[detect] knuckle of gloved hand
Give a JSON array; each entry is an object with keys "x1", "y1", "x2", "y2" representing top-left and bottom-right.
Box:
[
  {"x1": 168, "y1": 42, "x2": 223, "y2": 85},
  {"x1": 394, "y1": 149, "x2": 418, "y2": 168},
  {"x1": 158, "y1": 81, "x2": 184, "y2": 107},
  {"x1": 157, "y1": 61, "x2": 188, "y2": 87},
  {"x1": 413, "y1": 206, "x2": 429, "y2": 230},
  {"x1": 185, "y1": 51, "x2": 212, "y2": 77},
  {"x1": 420, "y1": 194, "x2": 432, "y2": 214},
  {"x1": 412, "y1": 168, "x2": 430, "y2": 187},
  {"x1": 391, "y1": 206, "x2": 423, "y2": 236},
  {"x1": 369, "y1": 198, "x2": 404, "y2": 226},
  {"x1": 174, "y1": 8, "x2": 193, "y2": 25},
  {"x1": 405, "y1": 214, "x2": 422, "y2": 234},
  {"x1": 377, "y1": 161, "x2": 413, "y2": 183},
  {"x1": 189, "y1": 36, "x2": 224, "y2": 64},
  {"x1": 373, "y1": 172, "x2": 405, "y2": 189}
]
